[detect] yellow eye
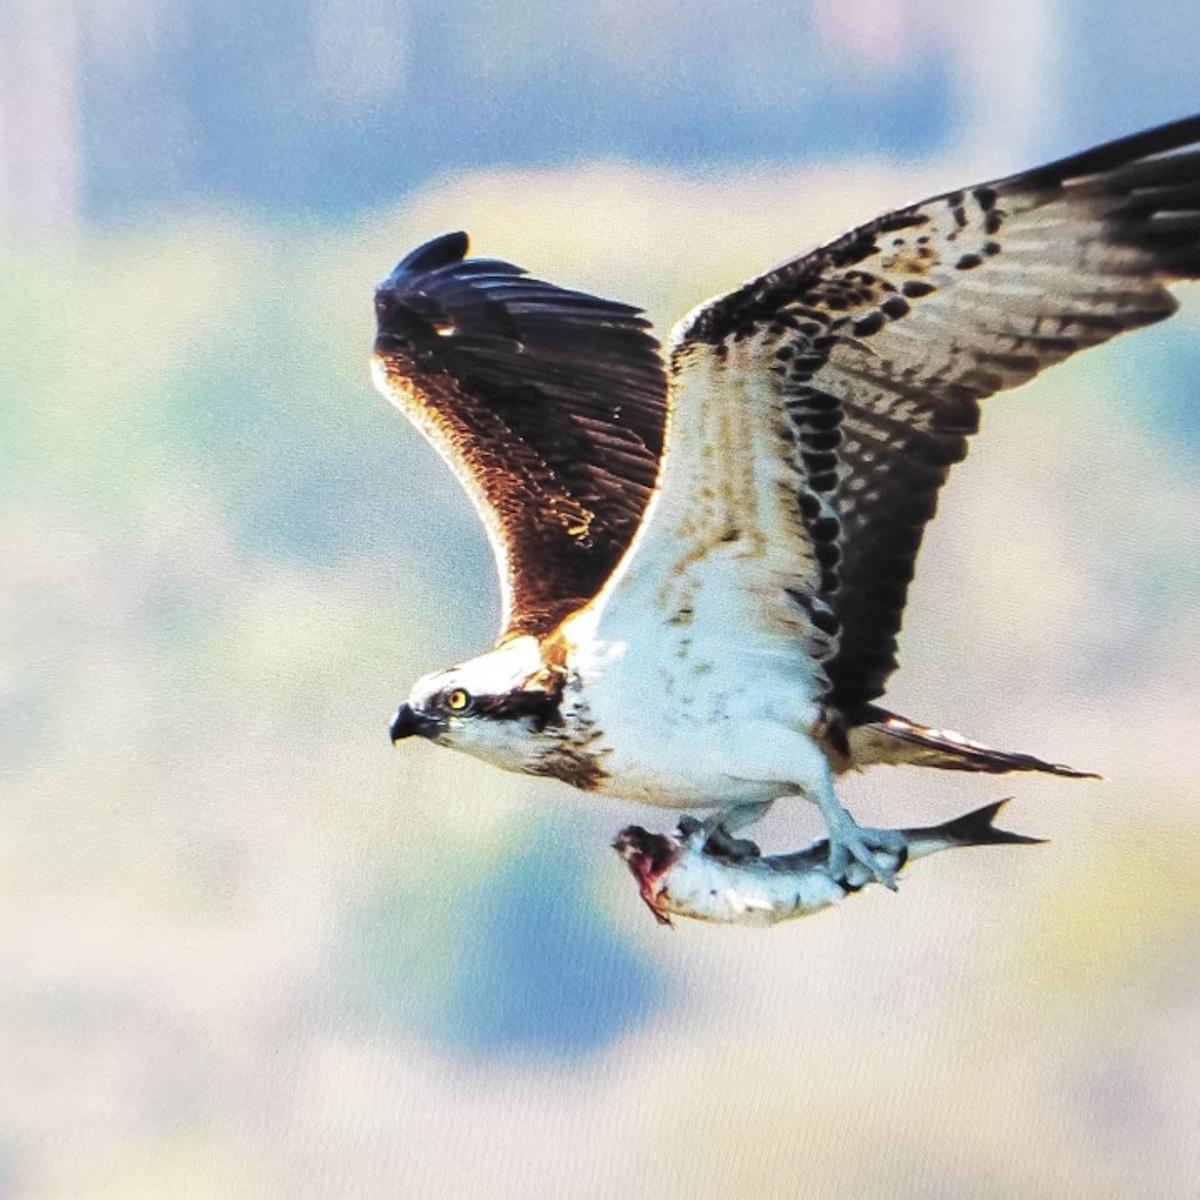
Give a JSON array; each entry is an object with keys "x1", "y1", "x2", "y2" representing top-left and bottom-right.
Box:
[{"x1": 446, "y1": 688, "x2": 471, "y2": 712}]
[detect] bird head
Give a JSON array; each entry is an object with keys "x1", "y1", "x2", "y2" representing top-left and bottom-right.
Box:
[{"x1": 389, "y1": 637, "x2": 564, "y2": 771}]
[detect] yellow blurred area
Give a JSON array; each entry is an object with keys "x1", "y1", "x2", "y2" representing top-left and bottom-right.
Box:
[{"x1": 4, "y1": 157, "x2": 1200, "y2": 1199}]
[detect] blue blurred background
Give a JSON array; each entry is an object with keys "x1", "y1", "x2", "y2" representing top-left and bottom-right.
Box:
[{"x1": 4, "y1": 1, "x2": 1199, "y2": 1196}]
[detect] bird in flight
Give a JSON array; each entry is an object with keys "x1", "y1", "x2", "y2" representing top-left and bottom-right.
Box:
[{"x1": 373, "y1": 115, "x2": 1199, "y2": 886}]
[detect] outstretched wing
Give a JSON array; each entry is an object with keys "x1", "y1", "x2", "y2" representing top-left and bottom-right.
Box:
[
  {"x1": 608, "y1": 115, "x2": 1200, "y2": 713},
  {"x1": 372, "y1": 232, "x2": 668, "y2": 638}
]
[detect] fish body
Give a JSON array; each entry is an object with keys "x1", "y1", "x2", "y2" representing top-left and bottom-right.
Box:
[{"x1": 613, "y1": 800, "x2": 1043, "y2": 927}]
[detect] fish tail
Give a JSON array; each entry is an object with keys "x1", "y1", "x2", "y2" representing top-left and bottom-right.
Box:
[{"x1": 908, "y1": 799, "x2": 1047, "y2": 850}]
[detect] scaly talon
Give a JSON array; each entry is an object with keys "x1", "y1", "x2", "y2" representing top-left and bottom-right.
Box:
[{"x1": 827, "y1": 822, "x2": 906, "y2": 890}]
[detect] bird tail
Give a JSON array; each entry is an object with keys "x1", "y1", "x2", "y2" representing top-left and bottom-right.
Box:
[{"x1": 843, "y1": 706, "x2": 1101, "y2": 779}]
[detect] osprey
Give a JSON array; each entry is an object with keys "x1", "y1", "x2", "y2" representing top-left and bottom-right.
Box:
[{"x1": 373, "y1": 116, "x2": 1199, "y2": 885}]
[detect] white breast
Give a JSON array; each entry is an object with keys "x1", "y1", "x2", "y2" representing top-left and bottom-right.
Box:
[
  {"x1": 567, "y1": 600, "x2": 827, "y2": 810},
  {"x1": 562, "y1": 338, "x2": 833, "y2": 809}
]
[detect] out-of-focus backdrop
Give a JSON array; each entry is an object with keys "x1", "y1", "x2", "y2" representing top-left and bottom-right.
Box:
[{"x1": 4, "y1": 2, "x2": 1199, "y2": 1196}]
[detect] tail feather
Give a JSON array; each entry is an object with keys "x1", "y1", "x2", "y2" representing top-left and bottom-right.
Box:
[{"x1": 844, "y1": 707, "x2": 1101, "y2": 779}]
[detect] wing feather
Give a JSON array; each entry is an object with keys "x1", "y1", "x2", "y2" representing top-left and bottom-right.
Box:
[
  {"x1": 648, "y1": 115, "x2": 1200, "y2": 710},
  {"x1": 371, "y1": 232, "x2": 668, "y2": 638}
]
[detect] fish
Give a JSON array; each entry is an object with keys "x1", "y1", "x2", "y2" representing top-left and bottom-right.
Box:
[{"x1": 613, "y1": 800, "x2": 1043, "y2": 927}]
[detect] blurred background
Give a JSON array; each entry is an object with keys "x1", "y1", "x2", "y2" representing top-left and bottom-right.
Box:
[{"x1": 4, "y1": 1, "x2": 1199, "y2": 1196}]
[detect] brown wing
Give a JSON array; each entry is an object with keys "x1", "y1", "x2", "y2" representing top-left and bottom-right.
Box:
[
  {"x1": 371, "y1": 232, "x2": 668, "y2": 638},
  {"x1": 680, "y1": 114, "x2": 1200, "y2": 712}
]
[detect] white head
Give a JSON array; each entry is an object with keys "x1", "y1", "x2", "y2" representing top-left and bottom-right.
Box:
[{"x1": 389, "y1": 637, "x2": 564, "y2": 773}]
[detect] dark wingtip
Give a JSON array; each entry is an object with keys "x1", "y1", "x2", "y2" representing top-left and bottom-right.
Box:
[
  {"x1": 1009, "y1": 112, "x2": 1200, "y2": 190},
  {"x1": 914, "y1": 799, "x2": 1048, "y2": 847},
  {"x1": 392, "y1": 231, "x2": 470, "y2": 277}
]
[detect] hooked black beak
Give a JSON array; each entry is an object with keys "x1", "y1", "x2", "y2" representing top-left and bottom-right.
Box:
[{"x1": 389, "y1": 703, "x2": 439, "y2": 743}]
